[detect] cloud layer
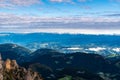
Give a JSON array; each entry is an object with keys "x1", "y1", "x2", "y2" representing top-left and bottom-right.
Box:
[
  {"x1": 11, "y1": 0, "x2": 40, "y2": 6},
  {"x1": 0, "y1": 13, "x2": 120, "y2": 30},
  {"x1": 0, "y1": 0, "x2": 41, "y2": 8}
]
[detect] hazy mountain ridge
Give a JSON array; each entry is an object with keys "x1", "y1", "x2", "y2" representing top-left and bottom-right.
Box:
[
  {"x1": 0, "y1": 33, "x2": 120, "y2": 57},
  {"x1": 0, "y1": 43, "x2": 31, "y2": 64}
]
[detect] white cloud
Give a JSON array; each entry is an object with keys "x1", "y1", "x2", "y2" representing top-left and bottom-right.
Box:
[
  {"x1": 50, "y1": 0, "x2": 72, "y2": 3},
  {"x1": 67, "y1": 47, "x2": 83, "y2": 50},
  {"x1": 112, "y1": 48, "x2": 120, "y2": 52},
  {"x1": 11, "y1": 0, "x2": 40, "y2": 6},
  {"x1": 0, "y1": 13, "x2": 120, "y2": 24},
  {"x1": 88, "y1": 47, "x2": 106, "y2": 52},
  {"x1": 78, "y1": 0, "x2": 92, "y2": 2},
  {"x1": 49, "y1": 0, "x2": 92, "y2": 3},
  {"x1": 0, "y1": 0, "x2": 41, "y2": 9},
  {"x1": 0, "y1": 13, "x2": 120, "y2": 31}
]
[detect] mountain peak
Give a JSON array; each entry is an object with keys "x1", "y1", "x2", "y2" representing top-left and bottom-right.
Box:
[{"x1": 31, "y1": 48, "x2": 62, "y2": 56}]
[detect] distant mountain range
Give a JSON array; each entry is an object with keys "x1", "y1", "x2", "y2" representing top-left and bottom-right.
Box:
[
  {"x1": 0, "y1": 33, "x2": 120, "y2": 58},
  {"x1": 0, "y1": 43, "x2": 120, "y2": 80}
]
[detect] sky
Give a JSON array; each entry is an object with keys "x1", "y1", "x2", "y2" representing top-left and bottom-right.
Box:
[
  {"x1": 0, "y1": 0, "x2": 120, "y2": 17},
  {"x1": 0, "y1": 0, "x2": 120, "y2": 34}
]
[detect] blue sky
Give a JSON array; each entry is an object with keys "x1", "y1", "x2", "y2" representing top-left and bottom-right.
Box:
[{"x1": 0, "y1": 0, "x2": 120, "y2": 17}]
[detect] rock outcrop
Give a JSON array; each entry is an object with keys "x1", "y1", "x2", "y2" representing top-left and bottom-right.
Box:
[{"x1": 0, "y1": 54, "x2": 43, "y2": 80}]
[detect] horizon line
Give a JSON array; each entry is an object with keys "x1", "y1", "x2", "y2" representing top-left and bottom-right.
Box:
[{"x1": 0, "y1": 29, "x2": 120, "y2": 35}]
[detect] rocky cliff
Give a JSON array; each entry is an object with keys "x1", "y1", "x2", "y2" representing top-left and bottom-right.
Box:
[{"x1": 0, "y1": 54, "x2": 43, "y2": 80}]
